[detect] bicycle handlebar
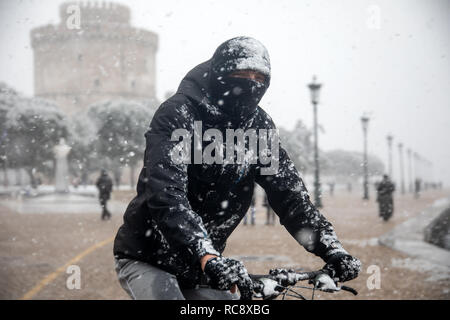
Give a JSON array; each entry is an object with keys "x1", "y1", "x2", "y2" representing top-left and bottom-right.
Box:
[
  {"x1": 248, "y1": 269, "x2": 358, "y2": 300},
  {"x1": 249, "y1": 269, "x2": 324, "y2": 282}
]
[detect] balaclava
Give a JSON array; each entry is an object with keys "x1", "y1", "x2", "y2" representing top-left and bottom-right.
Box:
[{"x1": 209, "y1": 36, "x2": 271, "y2": 121}]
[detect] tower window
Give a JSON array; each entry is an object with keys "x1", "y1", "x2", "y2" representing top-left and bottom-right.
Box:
[{"x1": 94, "y1": 79, "x2": 100, "y2": 87}]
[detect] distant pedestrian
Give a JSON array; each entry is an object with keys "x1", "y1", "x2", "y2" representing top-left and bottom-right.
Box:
[
  {"x1": 347, "y1": 182, "x2": 352, "y2": 193},
  {"x1": 72, "y1": 176, "x2": 81, "y2": 189},
  {"x1": 263, "y1": 193, "x2": 275, "y2": 225},
  {"x1": 243, "y1": 194, "x2": 256, "y2": 226},
  {"x1": 96, "y1": 169, "x2": 113, "y2": 220},
  {"x1": 376, "y1": 175, "x2": 395, "y2": 221},
  {"x1": 414, "y1": 178, "x2": 421, "y2": 199},
  {"x1": 81, "y1": 171, "x2": 88, "y2": 187},
  {"x1": 328, "y1": 182, "x2": 335, "y2": 197}
]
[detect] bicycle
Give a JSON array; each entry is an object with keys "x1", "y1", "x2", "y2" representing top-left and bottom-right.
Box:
[{"x1": 249, "y1": 268, "x2": 358, "y2": 300}]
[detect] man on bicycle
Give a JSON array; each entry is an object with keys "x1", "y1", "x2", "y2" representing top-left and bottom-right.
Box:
[{"x1": 113, "y1": 36, "x2": 361, "y2": 300}]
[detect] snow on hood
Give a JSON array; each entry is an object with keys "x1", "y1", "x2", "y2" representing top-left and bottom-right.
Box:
[
  {"x1": 175, "y1": 37, "x2": 271, "y2": 125},
  {"x1": 224, "y1": 37, "x2": 271, "y2": 76}
]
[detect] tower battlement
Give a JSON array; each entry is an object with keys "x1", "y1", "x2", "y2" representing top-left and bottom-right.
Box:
[
  {"x1": 31, "y1": 23, "x2": 158, "y2": 49},
  {"x1": 60, "y1": 1, "x2": 131, "y2": 24}
]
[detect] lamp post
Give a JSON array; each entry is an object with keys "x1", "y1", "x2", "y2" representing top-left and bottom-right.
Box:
[
  {"x1": 308, "y1": 76, "x2": 322, "y2": 208},
  {"x1": 414, "y1": 152, "x2": 420, "y2": 181},
  {"x1": 423, "y1": 159, "x2": 430, "y2": 190},
  {"x1": 398, "y1": 143, "x2": 405, "y2": 194},
  {"x1": 407, "y1": 148, "x2": 413, "y2": 193},
  {"x1": 361, "y1": 116, "x2": 370, "y2": 200},
  {"x1": 387, "y1": 135, "x2": 393, "y2": 178},
  {"x1": 428, "y1": 160, "x2": 434, "y2": 187},
  {"x1": 413, "y1": 152, "x2": 421, "y2": 198}
]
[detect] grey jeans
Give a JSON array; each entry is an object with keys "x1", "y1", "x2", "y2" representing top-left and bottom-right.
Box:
[{"x1": 115, "y1": 258, "x2": 240, "y2": 300}]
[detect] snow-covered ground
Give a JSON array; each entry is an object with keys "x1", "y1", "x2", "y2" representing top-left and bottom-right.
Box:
[
  {"x1": 0, "y1": 184, "x2": 134, "y2": 196},
  {"x1": 0, "y1": 185, "x2": 128, "y2": 214}
]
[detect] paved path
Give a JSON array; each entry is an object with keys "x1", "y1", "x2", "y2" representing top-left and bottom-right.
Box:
[
  {"x1": 379, "y1": 197, "x2": 450, "y2": 281},
  {"x1": 1, "y1": 189, "x2": 449, "y2": 299},
  {"x1": 1, "y1": 194, "x2": 127, "y2": 215}
]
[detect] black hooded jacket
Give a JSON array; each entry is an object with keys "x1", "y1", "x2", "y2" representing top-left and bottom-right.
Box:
[{"x1": 113, "y1": 39, "x2": 348, "y2": 289}]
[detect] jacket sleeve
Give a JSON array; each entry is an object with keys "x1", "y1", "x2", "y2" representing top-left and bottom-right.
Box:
[
  {"x1": 255, "y1": 125, "x2": 348, "y2": 262},
  {"x1": 143, "y1": 102, "x2": 220, "y2": 261}
]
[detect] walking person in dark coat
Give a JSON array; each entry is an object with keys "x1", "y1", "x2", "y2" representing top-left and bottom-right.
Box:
[
  {"x1": 263, "y1": 193, "x2": 275, "y2": 225},
  {"x1": 113, "y1": 36, "x2": 360, "y2": 300},
  {"x1": 96, "y1": 169, "x2": 113, "y2": 220},
  {"x1": 243, "y1": 193, "x2": 256, "y2": 226},
  {"x1": 328, "y1": 182, "x2": 335, "y2": 197},
  {"x1": 347, "y1": 182, "x2": 352, "y2": 193},
  {"x1": 414, "y1": 178, "x2": 422, "y2": 199},
  {"x1": 376, "y1": 175, "x2": 395, "y2": 221}
]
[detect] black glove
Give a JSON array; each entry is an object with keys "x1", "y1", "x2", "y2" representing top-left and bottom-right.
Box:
[
  {"x1": 204, "y1": 256, "x2": 253, "y2": 300},
  {"x1": 322, "y1": 253, "x2": 361, "y2": 282}
]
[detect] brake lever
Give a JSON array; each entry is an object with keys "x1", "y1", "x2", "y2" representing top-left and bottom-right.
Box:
[
  {"x1": 316, "y1": 269, "x2": 358, "y2": 295},
  {"x1": 312, "y1": 273, "x2": 340, "y2": 292},
  {"x1": 312, "y1": 275, "x2": 358, "y2": 295},
  {"x1": 341, "y1": 285, "x2": 358, "y2": 296}
]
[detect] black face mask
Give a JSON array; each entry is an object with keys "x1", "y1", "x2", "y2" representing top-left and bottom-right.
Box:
[{"x1": 210, "y1": 75, "x2": 268, "y2": 120}]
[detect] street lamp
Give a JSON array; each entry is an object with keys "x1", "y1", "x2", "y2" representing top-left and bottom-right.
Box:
[
  {"x1": 387, "y1": 135, "x2": 393, "y2": 177},
  {"x1": 361, "y1": 115, "x2": 370, "y2": 200},
  {"x1": 398, "y1": 143, "x2": 405, "y2": 194},
  {"x1": 407, "y1": 148, "x2": 413, "y2": 193},
  {"x1": 413, "y1": 152, "x2": 421, "y2": 198},
  {"x1": 308, "y1": 75, "x2": 322, "y2": 208},
  {"x1": 413, "y1": 152, "x2": 420, "y2": 180},
  {"x1": 427, "y1": 160, "x2": 434, "y2": 187}
]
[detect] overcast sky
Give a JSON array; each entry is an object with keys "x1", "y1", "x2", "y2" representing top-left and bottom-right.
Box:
[{"x1": 0, "y1": 0, "x2": 449, "y2": 185}]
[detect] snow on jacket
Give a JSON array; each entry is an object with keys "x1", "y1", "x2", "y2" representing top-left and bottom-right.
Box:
[{"x1": 113, "y1": 38, "x2": 348, "y2": 288}]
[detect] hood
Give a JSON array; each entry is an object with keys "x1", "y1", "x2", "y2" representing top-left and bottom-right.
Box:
[
  {"x1": 209, "y1": 36, "x2": 271, "y2": 121},
  {"x1": 176, "y1": 59, "x2": 232, "y2": 126},
  {"x1": 176, "y1": 36, "x2": 271, "y2": 126},
  {"x1": 210, "y1": 36, "x2": 271, "y2": 81}
]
